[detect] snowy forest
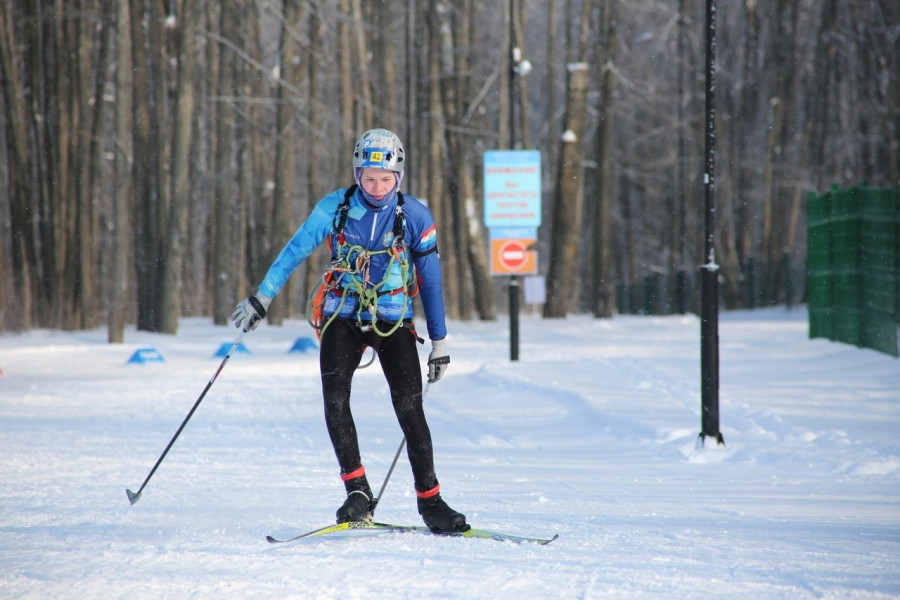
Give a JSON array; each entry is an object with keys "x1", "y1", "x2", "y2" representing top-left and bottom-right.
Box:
[{"x1": 1, "y1": 0, "x2": 897, "y2": 336}]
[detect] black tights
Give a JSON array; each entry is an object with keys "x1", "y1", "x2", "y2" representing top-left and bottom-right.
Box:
[{"x1": 319, "y1": 318, "x2": 437, "y2": 493}]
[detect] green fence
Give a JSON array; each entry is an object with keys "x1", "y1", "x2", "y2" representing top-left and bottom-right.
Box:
[{"x1": 807, "y1": 184, "x2": 899, "y2": 356}]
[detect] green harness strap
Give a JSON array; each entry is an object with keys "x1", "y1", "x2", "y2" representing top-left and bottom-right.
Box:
[{"x1": 306, "y1": 186, "x2": 414, "y2": 339}]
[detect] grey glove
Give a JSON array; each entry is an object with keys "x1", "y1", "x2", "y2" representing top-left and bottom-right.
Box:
[
  {"x1": 427, "y1": 338, "x2": 450, "y2": 383},
  {"x1": 231, "y1": 293, "x2": 272, "y2": 332}
]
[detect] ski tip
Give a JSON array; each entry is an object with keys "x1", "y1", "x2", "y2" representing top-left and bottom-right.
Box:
[
  {"x1": 265, "y1": 535, "x2": 279, "y2": 544},
  {"x1": 126, "y1": 488, "x2": 141, "y2": 505},
  {"x1": 543, "y1": 534, "x2": 560, "y2": 545}
]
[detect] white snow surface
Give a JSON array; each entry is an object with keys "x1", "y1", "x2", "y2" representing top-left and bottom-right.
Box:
[{"x1": 1, "y1": 307, "x2": 898, "y2": 599}]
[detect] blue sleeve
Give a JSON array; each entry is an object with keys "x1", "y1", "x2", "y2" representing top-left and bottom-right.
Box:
[
  {"x1": 405, "y1": 198, "x2": 447, "y2": 341},
  {"x1": 415, "y1": 251, "x2": 447, "y2": 341},
  {"x1": 257, "y1": 191, "x2": 343, "y2": 299}
]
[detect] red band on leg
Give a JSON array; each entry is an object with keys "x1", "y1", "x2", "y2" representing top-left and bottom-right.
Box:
[
  {"x1": 416, "y1": 484, "x2": 440, "y2": 499},
  {"x1": 340, "y1": 465, "x2": 366, "y2": 482}
]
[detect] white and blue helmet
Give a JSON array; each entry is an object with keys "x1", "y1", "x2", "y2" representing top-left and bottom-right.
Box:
[{"x1": 352, "y1": 128, "x2": 405, "y2": 174}]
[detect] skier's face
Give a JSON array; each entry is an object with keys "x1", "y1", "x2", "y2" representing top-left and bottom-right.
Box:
[{"x1": 359, "y1": 168, "x2": 397, "y2": 200}]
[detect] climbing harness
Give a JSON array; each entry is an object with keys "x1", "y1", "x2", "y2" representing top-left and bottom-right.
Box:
[{"x1": 306, "y1": 185, "x2": 419, "y2": 342}]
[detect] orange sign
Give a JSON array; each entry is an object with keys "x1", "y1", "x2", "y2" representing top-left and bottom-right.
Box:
[{"x1": 490, "y1": 235, "x2": 537, "y2": 275}]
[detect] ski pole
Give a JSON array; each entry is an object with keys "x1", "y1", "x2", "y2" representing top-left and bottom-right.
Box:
[
  {"x1": 372, "y1": 382, "x2": 430, "y2": 513},
  {"x1": 126, "y1": 329, "x2": 247, "y2": 505}
]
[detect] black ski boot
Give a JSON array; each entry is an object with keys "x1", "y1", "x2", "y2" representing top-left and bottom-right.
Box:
[
  {"x1": 417, "y1": 493, "x2": 469, "y2": 533},
  {"x1": 336, "y1": 473, "x2": 374, "y2": 524}
]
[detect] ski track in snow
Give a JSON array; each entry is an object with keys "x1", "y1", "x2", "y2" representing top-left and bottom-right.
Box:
[{"x1": 1, "y1": 308, "x2": 899, "y2": 599}]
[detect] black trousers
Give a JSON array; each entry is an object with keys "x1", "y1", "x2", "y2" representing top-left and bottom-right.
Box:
[{"x1": 319, "y1": 318, "x2": 438, "y2": 493}]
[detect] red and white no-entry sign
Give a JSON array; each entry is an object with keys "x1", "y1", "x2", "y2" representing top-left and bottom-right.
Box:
[{"x1": 498, "y1": 240, "x2": 527, "y2": 270}]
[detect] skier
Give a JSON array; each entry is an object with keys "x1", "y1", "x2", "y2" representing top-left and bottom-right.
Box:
[{"x1": 231, "y1": 128, "x2": 468, "y2": 534}]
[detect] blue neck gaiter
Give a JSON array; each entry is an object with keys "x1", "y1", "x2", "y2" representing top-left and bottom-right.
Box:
[{"x1": 354, "y1": 168, "x2": 402, "y2": 208}]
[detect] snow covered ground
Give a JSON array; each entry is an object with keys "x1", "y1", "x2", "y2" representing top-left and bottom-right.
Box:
[{"x1": 1, "y1": 307, "x2": 898, "y2": 599}]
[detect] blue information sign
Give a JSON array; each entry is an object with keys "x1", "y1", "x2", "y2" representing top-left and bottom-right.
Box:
[{"x1": 483, "y1": 150, "x2": 542, "y2": 228}]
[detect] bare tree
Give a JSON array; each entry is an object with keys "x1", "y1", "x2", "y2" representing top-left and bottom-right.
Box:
[
  {"x1": 161, "y1": 0, "x2": 202, "y2": 333},
  {"x1": 130, "y1": 0, "x2": 160, "y2": 330},
  {"x1": 74, "y1": 0, "x2": 110, "y2": 330},
  {"x1": 109, "y1": 0, "x2": 134, "y2": 343},
  {"x1": 590, "y1": 0, "x2": 617, "y2": 318},
  {"x1": 302, "y1": 4, "x2": 324, "y2": 300},
  {"x1": 430, "y1": 2, "x2": 467, "y2": 319},
  {"x1": 211, "y1": 0, "x2": 242, "y2": 325},
  {"x1": 457, "y1": 0, "x2": 494, "y2": 321},
  {"x1": 543, "y1": 62, "x2": 589, "y2": 318},
  {"x1": 0, "y1": 1, "x2": 37, "y2": 330},
  {"x1": 266, "y1": 0, "x2": 305, "y2": 325},
  {"x1": 349, "y1": 0, "x2": 373, "y2": 129}
]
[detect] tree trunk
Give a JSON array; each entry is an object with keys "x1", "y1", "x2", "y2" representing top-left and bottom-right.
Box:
[
  {"x1": 160, "y1": 0, "x2": 201, "y2": 333},
  {"x1": 761, "y1": 0, "x2": 798, "y2": 305},
  {"x1": 887, "y1": 0, "x2": 900, "y2": 183},
  {"x1": 543, "y1": 0, "x2": 560, "y2": 235},
  {"x1": 350, "y1": 0, "x2": 372, "y2": 130},
  {"x1": 760, "y1": 95, "x2": 782, "y2": 306},
  {"x1": 75, "y1": 0, "x2": 109, "y2": 329},
  {"x1": 543, "y1": 62, "x2": 589, "y2": 318},
  {"x1": 109, "y1": 0, "x2": 134, "y2": 343},
  {"x1": 338, "y1": 0, "x2": 354, "y2": 167},
  {"x1": 267, "y1": 0, "x2": 305, "y2": 325},
  {"x1": 425, "y1": 4, "x2": 454, "y2": 319},
  {"x1": 233, "y1": 9, "x2": 256, "y2": 311},
  {"x1": 805, "y1": 0, "x2": 838, "y2": 192},
  {"x1": 512, "y1": 0, "x2": 530, "y2": 149},
  {"x1": 212, "y1": 1, "x2": 240, "y2": 325},
  {"x1": 405, "y1": 2, "x2": 419, "y2": 191},
  {"x1": 196, "y1": 2, "x2": 220, "y2": 316},
  {"x1": 54, "y1": 0, "x2": 76, "y2": 328},
  {"x1": 459, "y1": 0, "x2": 493, "y2": 321},
  {"x1": 674, "y1": 0, "x2": 688, "y2": 312},
  {"x1": 412, "y1": 0, "x2": 430, "y2": 196},
  {"x1": 147, "y1": 0, "x2": 170, "y2": 328},
  {"x1": 433, "y1": 2, "x2": 469, "y2": 319},
  {"x1": 0, "y1": 1, "x2": 38, "y2": 330},
  {"x1": 242, "y1": 3, "x2": 267, "y2": 299},
  {"x1": 371, "y1": 2, "x2": 399, "y2": 131},
  {"x1": 130, "y1": 0, "x2": 159, "y2": 331},
  {"x1": 462, "y1": 160, "x2": 495, "y2": 320},
  {"x1": 591, "y1": 0, "x2": 616, "y2": 319},
  {"x1": 303, "y1": 8, "x2": 325, "y2": 301}
]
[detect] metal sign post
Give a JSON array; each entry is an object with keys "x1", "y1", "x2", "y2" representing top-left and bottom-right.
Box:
[{"x1": 699, "y1": 0, "x2": 724, "y2": 447}]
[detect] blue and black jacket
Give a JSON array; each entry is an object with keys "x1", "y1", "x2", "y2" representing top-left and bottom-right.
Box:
[{"x1": 257, "y1": 187, "x2": 447, "y2": 341}]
